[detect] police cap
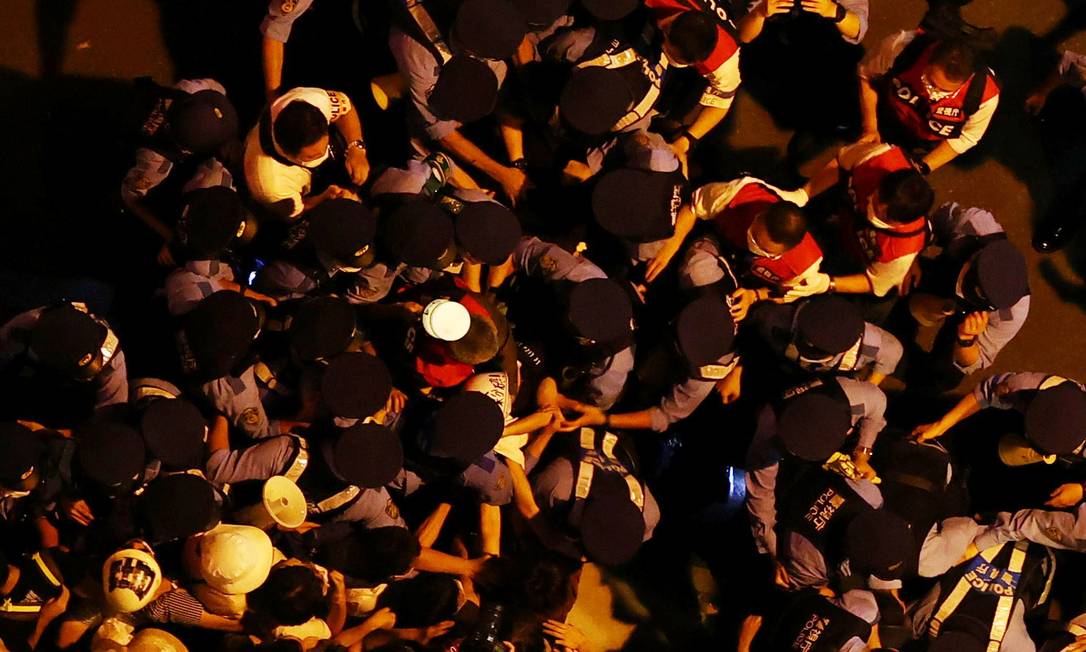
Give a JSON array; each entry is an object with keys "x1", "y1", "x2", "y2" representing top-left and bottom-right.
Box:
[
  {"x1": 321, "y1": 352, "x2": 393, "y2": 420},
  {"x1": 0, "y1": 422, "x2": 43, "y2": 486},
  {"x1": 380, "y1": 199, "x2": 456, "y2": 269},
  {"x1": 139, "y1": 473, "x2": 221, "y2": 543},
  {"x1": 455, "y1": 201, "x2": 522, "y2": 265},
  {"x1": 182, "y1": 291, "x2": 261, "y2": 378},
  {"x1": 452, "y1": 0, "x2": 528, "y2": 60},
  {"x1": 845, "y1": 510, "x2": 915, "y2": 580},
  {"x1": 431, "y1": 392, "x2": 505, "y2": 467},
  {"x1": 330, "y1": 423, "x2": 404, "y2": 488},
  {"x1": 559, "y1": 67, "x2": 633, "y2": 136},
  {"x1": 290, "y1": 296, "x2": 358, "y2": 363},
  {"x1": 794, "y1": 296, "x2": 864, "y2": 357},
  {"x1": 306, "y1": 198, "x2": 378, "y2": 268},
  {"x1": 592, "y1": 168, "x2": 684, "y2": 243},
  {"x1": 1024, "y1": 382, "x2": 1086, "y2": 455},
  {"x1": 140, "y1": 398, "x2": 207, "y2": 472},
  {"x1": 675, "y1": 296, "x2": 735, "y2": 367},
  {"x1": 580, "y1": 472, "x2": 645, "y2": 566},
  {"x1": 167, "y1": 89, "x2": 239, "y2": 155},
  {"x1": 970, "y1": 239, "x2": 1030, "y2": 310},
  {"x1": 513, "y1": 0, "x2": 573, "y2": 25},
  {"x1": 567, "y1": 278, "x2": 633, "y2": 344},
  {"x1": 927, "y1": 632, "x2": 988, "y2": 652},
  {"x1": 75, "y1": 422, "x2": 146, "y2": 488},
  {"x1": 177, "y1": 187, "x2": 255, "y2": 259},
  {"x1": 31, "y1": 304, "x2": 108, "y2": 379},
  {"x1": 429, "y1": 56, "x2": 501, "y2": 123},
  {"x1": 776, "y1": 382, "x2": 852, "y2": 462}
]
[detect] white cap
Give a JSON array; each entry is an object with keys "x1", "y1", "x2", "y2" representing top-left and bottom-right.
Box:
[
  {"x1": 195, "y1": 524, "x2": 274, "y2": 594},
  {"x1": 102, "y1": 548, "x2": 163, "y2": 613},
  {"x1": 421, "y1": 299, "x2": 471, "y2": 342}
]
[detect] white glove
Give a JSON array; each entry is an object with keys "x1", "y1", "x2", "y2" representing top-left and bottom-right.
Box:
[{"x1": 782, "y1": 272, "x2": 831, "y2": 302}]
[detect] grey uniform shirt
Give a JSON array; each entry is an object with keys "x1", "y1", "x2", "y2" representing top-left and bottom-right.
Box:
[
  {"x1": 928, "y1": 203, "x2": 1030, "y2": 374},
  {"x1": 199, "y1": 365, "x2": 280, "y2": 440},
  {"x1": 458, "y1": 451, "x2": 542, "y2": 506},
  {"x1": 0, "y1": 306, "x2": 128, "y2": 410},
  {"x1": 647, "y1": 353, "x2": 738, "y2": 432},
  {"x1": 121, "y1": 79, "x2": 231, "y2": 202},
  {"x1": 261, "y1": 0, "x2": 316, "y2": 43},
  {"x1": 823, "y1": 590, "x2": 880, "y2": 652},
  {"x1": 745, "y1": 377, "x2": 888, "y2": 556},
  {"x1": 973, "y1": 502, "x2": 1086, "y2": 553},
  {"x1": 165, "y1": 260, "x2": 237, "y2": 316},
  {"x1": 973, "y1": 372, "x2": 1086, "y2": 451}
]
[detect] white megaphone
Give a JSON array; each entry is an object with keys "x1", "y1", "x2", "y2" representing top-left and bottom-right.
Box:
[
  {"x1": 234, "y1": 475, "x2": 307, "y2": 530},
  {"x1": 371, "y1": 72, "x2": 406, "y2": 111}
]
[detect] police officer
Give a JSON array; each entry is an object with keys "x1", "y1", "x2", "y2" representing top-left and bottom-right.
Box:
[
  {"x1": 137, "y1": 392, "x2": 210, "y2": 475},
  {"x1": 0, "y1": 301, "x2": 128, "y2": 425},
  {"x1": 858, "y1": 30, "x2": 1001, "y2": 174},
  {"x1": 0, "y1": 423, "x2": 70, "y2": 538},
  {"x1": 318, "y1": 351, "x2": 394, "y2": 427},
  {"x1": 898, "y1": 203, "x2": 1030, "y2": 388},
  {"x1": 260, "y1": 0, "x2": 317, "y2": 99},
  {"x1": 591, "y1": 166, "x2": 689, "y2": 272},
  {"x1": 404, "y1": 391, "x2": 507, "y2": 492},
  {"x1": 914, "y1": 372, "x2": 1086, "y2": 471},
  {"x1": 136, "y1": 473, "x2": 223, "y2": 544},
  {"x1": 748, "y1": 294, "x2": 903, "y2": 387},
  {"x1": 244, "y1": 86, "x2": 370, "y2": 219},
  {"x1": 0, "y1": 545, "x2": 66, "y2": 644},
  {"x1": 738, "y1": 588, "x2": 879, "y2": 652},
  {"x1": 122, "y1": 78, "x2": 240, "y2": 253}
]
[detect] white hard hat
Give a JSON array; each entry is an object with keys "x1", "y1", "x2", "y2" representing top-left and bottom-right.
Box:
[
  {"x1": 195, "y1": 524, "x2": 274, "y2": 594},
  {"x1": 421, "y1": 299, "x2": 471, "y2": 342},
  {"x1": 102, "y1": 548, "x2": 163, "y2": 613}
]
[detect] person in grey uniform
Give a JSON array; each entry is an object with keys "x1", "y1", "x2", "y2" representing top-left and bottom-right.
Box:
[
  {"x1": 590, "y1": 166, "x2": 689, "y2": 273},
  {"x1": 748, "y1": 294, "x2": 903, "y2": 387},
  {"x1": 738, "y1": 588, "x2": 880, "y2": 652},
  {"x1": 0, "y1": 301, "x2": 128, "y2": 426},
  {"x1": 745, "y1": 376, "x2": 888, "y2": 562},
  {"x1": 260, "y1": 0, "x2": 317, "y2": 99},
  {"x1": 896, "y1": 203, "x2": 1031, "y2": 390}
]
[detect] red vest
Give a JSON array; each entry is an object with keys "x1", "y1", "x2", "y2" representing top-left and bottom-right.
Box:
[
  {"x1": 713, "y1": 183, "x2": 824, "y2": 285},
  {"x1": 645, "y1": 0, "x2": 740, "y2": 74},
  {"x1": 883, "y1": 39, "x2": 1000, "y2": 143},
  {"x1": 843, "y1": 147, "x2": 928, "y2": 264}
]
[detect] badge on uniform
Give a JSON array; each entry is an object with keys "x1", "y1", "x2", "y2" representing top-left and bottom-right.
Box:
[
  {"x1": 281, "y1": 0, "x2": 297, "y2": 13},
  {"x1": 385, "y1": 499, "x2": 400, "y2": 520},
  {"x1": 241, "y1": 407, "x2": 261, "y2": 427}
]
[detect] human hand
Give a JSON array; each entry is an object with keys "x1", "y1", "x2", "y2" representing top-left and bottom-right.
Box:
[
  {"x1": 247, "y1": 289, "x2": 279, "y2": 307},
  {"x1": 498, "y1": 166, "x2": 531, "y2": 206},
  {"x1": 851, "y1": 457, "x2": 877, "y2": 480},
  {"x1": 60, "y1": 498, "x2": 95, "y2": 526},
  {"x1": 762, "y1": 0, "x2": 794, "y2": 16},
  {"x1": 543, "y1": 620, "x2": 589, "y2": 651},
  {"x1": 911, "y1": 422, "x2": 945, "y2": 443},
  {"x1": 668, "y1": 138, "x2": 690, "y2": 178},
  {"x1": 728, "y1": 288, "x2": 760, "y2": 322},
  {"x1": 856, "y1": 128, "x2": 881, "y2": 145},
  {"x1": 323, "y1": 184, "x2": 360, "y2": 202},
  {"x1": 1046, "y1": 482, "x2": 1085, "y2": 508},
  {"x1": 901, "y1": 261, "x2": 922, "y2": 295},
  {"x1": 957, "y1": 311, "x2": 989, "y2": 339},
  {"x1": 386, "y1": 388, "x2": 408, "y2": 415},
  {"x1": 1025, "y1": 91, "x2": 1048, "y2": 116},
  {"x1": 773, "y1": 559, "x2": 791, "y2": 587},
  {"x1": 561, "y1": 160, "x2": 594, "y2": 185},
  {"x1": 366, "y1": 607, "x2": 397, "y2": 631},
  {"x1": 562, "y1": 404, "x2": 607, "y2": 430},
  {"x1": 716, "y1": 368, "x2": 742, "y2": 405},
  {"x1": 329, "y1": 570, "x2": 346, "y2": 598},
  {"x1": 781, "y1": 272, "x2": 831, "y2": 302},
  {"x1": 345, "y1": 147, "x2": 371, "y2": 186},
  {"x1": 645, "y1": 241, "x2": 681, "y2": 283},
  {"x1": 418, "y1": 620, "x2": 455, "y2": 644},
  {"x1": 156, "y1": 242, "x2": 176, "y2": 267}
]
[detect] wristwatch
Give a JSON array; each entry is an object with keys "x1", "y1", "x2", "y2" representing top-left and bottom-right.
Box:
[
  {"x1": 347, "y1": 138, "x2": 366, "y2": 152},
  {"x1": 680, "y1": 128, "x2": 700, "y2": 147},
  {"x1": 511, "y1": 158, "x2": 528, "y2": 170},
  {"x1": 833, "y1": 2, "x2": 848, "y2": 23},
  {"x1": 956, "y1": 336, "x2": 978, "y2": 347},
  {"x1": 827, "y1": 277, "x2": 837, "y2": 293}
]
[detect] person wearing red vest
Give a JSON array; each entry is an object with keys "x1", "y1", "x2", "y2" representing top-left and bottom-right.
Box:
[
  {"x1": 857, "y1": 30, "x2": 1000, "y2": 174},
  {"x1": 801, "y1": 142, "x2": 935, "y2": 301},
  {"x1": 644, "y1": 0, "x2": 743, "y2": 166}
]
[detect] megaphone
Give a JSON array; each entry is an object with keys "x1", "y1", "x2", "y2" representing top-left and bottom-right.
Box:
[
  {"x1": 371, "y1": 72, "x2": 407, "y2": 111},
  {"x1": 234, "y1": 475, "x2": 307, "y2": 529}
]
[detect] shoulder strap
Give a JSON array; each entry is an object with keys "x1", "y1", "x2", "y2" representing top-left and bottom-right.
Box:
[
  {"x1": 962, "y1": 67, "x2": 993, "y2": 116},
  {"x1": 888, "y1": 32, "x2": 936, "y2": 78}
]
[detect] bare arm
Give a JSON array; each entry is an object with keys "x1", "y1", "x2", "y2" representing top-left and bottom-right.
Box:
[
  {"x1": 828, "y1": 274, "x2": 874, "y2": 294},
  {"x1": 480, "y1": 503, "x2": 501, "y2": 556},
  {"x1": 416, "y1": 502, "x2": 452, "y2": 549},
  {"x1": 858, "y1": 76, "x2": 881, "y2": 141},
  {"x1": 921, "y1": 141, "x2": 959, "y2": 174},
  {"x1": 914, "y1": 392, "x2": 981, "y2": 442},
  {"x1": 262, "y1": 37, "x2": 285, "y2": 98}
]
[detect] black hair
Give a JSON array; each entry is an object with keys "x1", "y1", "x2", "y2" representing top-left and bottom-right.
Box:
[
  {"x1": 879, "y1": 169, "x2": 935, "y2": 224},
  {"x1": 667, "y1": 12, "x2": 719, "y2": 64},
  {"x1": 760, "y1": 202, "x2": 808, "y2": 249},
  {"x1": 377, "y1": 574, "x2": 461, "y2": 629},
  {"x1": 273, "y1": 101, "x2": 329, "y2": 156},
  {"x1": 931, "y1": 37, "x2": 978, "y2": 83},
  {"x1": 245, "y1": 565, "x2": 328, "y2": 634},
  {"x1": 317, "y1": 526, "x2": 420, "y2": 583}
]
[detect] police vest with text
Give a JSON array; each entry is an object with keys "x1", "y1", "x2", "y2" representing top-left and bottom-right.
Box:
[
  {"x1": 768, "y1": 590, "x2": 872, "y2": 652},
  {"x1": 778, "y1": 467, "x2": 873, "y2": 564}
]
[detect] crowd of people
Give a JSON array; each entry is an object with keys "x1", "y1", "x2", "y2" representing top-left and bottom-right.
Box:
[{"x1": 3, "y1": 0, "x2": 1086, "y2": 650}]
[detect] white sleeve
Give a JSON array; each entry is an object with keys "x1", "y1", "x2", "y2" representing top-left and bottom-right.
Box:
[
  {"x1": 858, "y1": 30, "x2": 916, "y2": 80},
  {"x1": 945, "y1": 93, "x2": 999, "y2": 153},
  {"x1": 866, "y1": 253, "x2": 917, "y2": 297},
  {"x1": 699, "y1": 50, "x2": 741, "y2": 110}
]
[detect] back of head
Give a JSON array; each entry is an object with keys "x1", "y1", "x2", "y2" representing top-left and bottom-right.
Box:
[
  {"x1": 248, "y1": 565, "x2": 328, "y2": 627},
  {"x1": 879, "y1": 169, "x2": 934, "y2": 224},
  {"x1": 273, "y1": 101, "x2": 328, "y2": 157},
  {"x1": 760, "y1": 201, "x2": 807, "y2": 249},
  {"x1": 667, "y1": 12, "x2": 719, "y2": 64},
  {"x1": 927, "y1": 630, "x2": 988, "y2": 652},
  {"x1": 931, "y1": 37, "x2": 978, "y2": 84}
]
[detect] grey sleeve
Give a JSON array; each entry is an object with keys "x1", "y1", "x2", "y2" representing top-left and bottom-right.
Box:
[
  {"x1": 513, "y1": 237, "x2": 607, "y2": 282},
  {"x1": 918, "y1": 516, "x2": 984, "y2": 578},
  {"x1": 254, "y1": 261, "x2": 318, "y2": 301},
  {"x1": 165, "y1": 270, "x2": 228, "y2": 316},
  {"x1": 260, "y1": 0, "x2": 316, "y2": 43},
  {"x1": 840, "y1": 378, "x2": 887, "y2": 449},
  {"x1": 622, "y1": 131, "x2": 681, "y2": 173},
  {"x1": 972, "y1": 371, "x2": 1048, "y2": 409},
  {"x1": 389, "y1": 28, "x2": 462, "y2": 141},
  {"x1": 837, "y1": 589, "x2": 880, "y2": 625},
  {"x1": 649, "y1": 376, "x2": 716, "y2": 432},
  {"x1": 972, "y1": 503, "x2": 1086, "y2": 552},
  {"x1": 532, "y1": 458, "x2": 574, "y2": 512},
  {"x1": 782, "y1": 533, "x2": 830, "y2": 590},
  {"x1": 95, "y1": 351, "x2": 129, "y2": 409},
  {"x1": 345, "y1": 264, "x2": 399, "y2": 304},
  {"x1": 746, "y1": 462, "x2": 780, "y2": 556},
  {"x1": 678, "y1": 236, "x2": 726, "y2": 289},
  {"x1": 956, "y1": 296, "x2": 1029, "y2": 375},
  {"x1": 205, "y1": 436, "x2": 295, "y2": 485},
  {"x1": 199, "y1": 367, "x2": 275, "y2": 439},
  {"x1": 862, "y1": 323, "x2": 903, "y2": 377},
  {"x1": 336, "y1": 487, "x2": 408, "y2": 529},
  {"x1": 542, "y1": 26, "x2": 596, "y2": 63},
  {"x1": 837, "y1": 0, "x2": 869, "y2": 44},
  {"x1": 585, "y1": 347, "x2": 634, "y2": 410},
  {"x1": 121, "y1": 148, "x2": 174, "y2": 201}
]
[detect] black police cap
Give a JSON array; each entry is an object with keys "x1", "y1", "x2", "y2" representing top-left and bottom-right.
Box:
[
  {"x1": 580, "y1": 472, "x2": 645, "y2": 566},
  {"x1": 182, "y1": 291, "x2": 260, "y2": 378},
  {"x1": 676, "y1": 296, "x2": 735, "y2": 367},
  {"x1": 452, "y1": 0, "x2": 528, "y2": 60},
  {"x1": 776, "y1": 382, "x2": 852, "y2": 462},
  {"x1": 568, "y1": 278, "x2": 633, "y2": 344},
  {"x1": 559, "y1": 67, "x2": 633, "y2": 136},
  {"x1": 455, "y1": 201, "x2": 522, "y2": 265},
  {"x1": 972, "y1": 239, "x2": 1029, "y2": 310},
  {"x1": 140, "y1": 398, "x2": 207, "y2": 472},
  {"x1": 580, "y1": 0, "x2": 638, "y2": 20},
  {"x1": 430, "y1": 56, "x2": 501, "y2": 123},
  {"x1": 380, "y1": 199, "x2": 456, "y2": 268},
  {"x1": 331, "y1": 423, "x2": 404, "y2": 488},
  {"x1": 845, "y1": 510, "x2": 915, "y2": 580},
  {"x1": 321, "y1": 352, "x2": 393, "y2": 420},
  {"x1": 75, "y1": 422, "x2": 146, "y2": 488},
  {"x1": 431, "y1": 392, "x2": 505, "y2": 467},
  {"x1": 794, "y1": 296, "x2": 864, "y2": 356},
  {"x1": 0, "y1": 422, "x2": 43, "y2": 486},
  {"x1": 167, "y1": 89, "x2": 239, "y2": 155},
  {"x1": 178, "y1": 187, "x2": 252, "y2": 258},
  {"x1": 306, "y1": 198, "x2": 378, "y2": 265},
  {"x1": 139, "y1": 473, "x2": 221, "y2": 543},
  {"x1": 592, "y1": 168, "x2": 683, "y2": 243},
  {"x1": 31, "y1": 304, "x2": 107, "y2": 378},
  {"x1": 1025, "y1": 382, "x2": 1086, "y2": 455},
  {"x1": 290, "y1": 296, "x2": 357, "y2": 363},
  {"x1": 512, "y1": 0, "x2": 573, "y2": 25}
]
